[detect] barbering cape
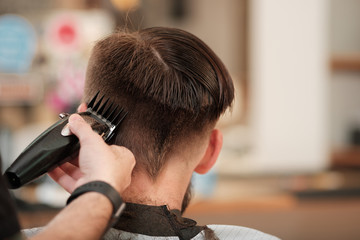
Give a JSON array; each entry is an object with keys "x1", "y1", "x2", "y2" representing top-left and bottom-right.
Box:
[{"x1": 104, "y1": 203, "x2": 280, "y2": 240}]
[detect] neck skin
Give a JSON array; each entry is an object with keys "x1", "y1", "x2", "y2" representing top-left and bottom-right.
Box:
[{"x1": 121, "y1": 138, "x2": 209, "y2": 211}]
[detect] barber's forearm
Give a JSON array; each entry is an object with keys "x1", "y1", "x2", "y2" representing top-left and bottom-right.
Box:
[{"x1": 31, "y1": 192, "x2": 112, "y2": 240}]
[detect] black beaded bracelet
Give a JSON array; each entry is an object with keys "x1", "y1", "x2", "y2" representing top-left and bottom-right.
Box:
[{"x1": 67, "y1": 181, "x2": 125, "y2": 227}]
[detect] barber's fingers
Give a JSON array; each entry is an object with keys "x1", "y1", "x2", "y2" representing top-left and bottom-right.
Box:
[
  {"x1": 48, "y1": 167, "x2": 77, "y2": 193},
  {"x1": 58, "y1": 161, "x2": 83, "y2": 180},
  {"x1": 77, "y1": 103, "x2": 87, "y2": 113}
]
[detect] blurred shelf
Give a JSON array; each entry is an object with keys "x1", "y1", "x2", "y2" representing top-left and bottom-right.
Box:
[
  {"x1": 332, "y1": 146, "x2": 360, "y2": 168},
  {"x1": 331, "y1": 54, "x2": 360, "y2": 71}
]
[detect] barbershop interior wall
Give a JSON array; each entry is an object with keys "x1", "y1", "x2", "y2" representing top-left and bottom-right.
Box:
[
  {"x1": 246, "y1": 0, "x2": 329, "y2": 174},
  {"x1": 237, "y1": 0, "x2": 360, "y2": 175}
]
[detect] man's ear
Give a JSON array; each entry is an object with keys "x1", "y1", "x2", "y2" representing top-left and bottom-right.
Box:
[
  {"x1": 77, "y1": 103, "x2": 87, "y2": 112},
  {"x1": 194, "y1": 129, "x2": 223, "y2": 174}
]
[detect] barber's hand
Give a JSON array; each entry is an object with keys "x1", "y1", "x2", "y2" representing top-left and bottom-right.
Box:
[{"x1": 48, "y1": 114, "x2": 135, "y2": 194}]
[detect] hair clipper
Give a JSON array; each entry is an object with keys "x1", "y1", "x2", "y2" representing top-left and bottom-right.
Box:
[{"x1": 4, "y1": 92, "x2": 127, "y2": 189}]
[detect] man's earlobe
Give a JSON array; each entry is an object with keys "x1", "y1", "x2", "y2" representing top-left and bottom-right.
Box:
[
  {"x1": 77, "y1": 103, "x2": 87, "y2": 113},
  {"x1": 194, "y1": 129, "x2": 223, "y2": 174}
]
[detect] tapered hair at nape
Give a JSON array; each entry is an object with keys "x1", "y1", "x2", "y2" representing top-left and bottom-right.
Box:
[{"x1": 84, "y1": 27, "x2": 234, "y2": 179}]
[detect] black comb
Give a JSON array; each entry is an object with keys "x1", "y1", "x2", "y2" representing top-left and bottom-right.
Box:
[
  {"x1": 84, "y1": 92, "x2": 127, "y2": 141},
  {"x1": 3, "y1": 92, "x2": 127, "y2": 189}
]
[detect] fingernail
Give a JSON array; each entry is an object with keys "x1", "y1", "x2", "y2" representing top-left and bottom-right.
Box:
[{"x1": 61, "y1": 123, "x2": 73, "y2": 136}]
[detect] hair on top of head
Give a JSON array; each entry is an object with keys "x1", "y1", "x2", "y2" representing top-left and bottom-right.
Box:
[{"x1": 84, "y1": 27, "x2": 234, "y2": 179}]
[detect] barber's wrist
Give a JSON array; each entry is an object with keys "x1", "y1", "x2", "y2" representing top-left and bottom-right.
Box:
[{"x1": 67, "y1": 181, "x2": 126, "y2": 227}]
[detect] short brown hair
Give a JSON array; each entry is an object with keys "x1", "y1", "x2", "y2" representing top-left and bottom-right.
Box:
[{"x1": 84, "y1": 27, "x2": 234, "y2": 179}]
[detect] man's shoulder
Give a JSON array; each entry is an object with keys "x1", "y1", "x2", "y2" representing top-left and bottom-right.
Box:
[{"x1": 204, "y1": 224, "x2": 281, "y2": 240}]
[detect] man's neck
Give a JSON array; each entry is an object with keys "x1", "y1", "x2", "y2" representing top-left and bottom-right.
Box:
[{"x1": 121, "y1": 159, "x2": 193, "y2": 211}]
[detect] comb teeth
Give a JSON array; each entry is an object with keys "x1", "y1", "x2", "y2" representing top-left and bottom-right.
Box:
[
  {"x1": 102, "y1": 102, "x2": 114, "y2": 119},
  {"x1": 87, "y1": 91, "x2": 99, "y2": 108},
  {"x1": 97, "y1": 98, "x2": 109, "y2": 115},
  {"x1": 115, "y1": 110, "x2": 128, "y2": 127},
  {"x1": 107, "y1": 106, "x2": 119, "y2": 122},
  {"x1": 111, "y1": 108, "x2": 123, "y2": 123},
  {"x1": 92, "y1": 95, "x2": 104, "y2": 111},
  {"x1": 87, "y1": 92, "x2": 127, "y2": 129}
]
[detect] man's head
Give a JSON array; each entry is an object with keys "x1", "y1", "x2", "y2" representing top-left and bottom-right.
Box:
[{"x1": 83, "y1": 27, "x2": 234, "y2": 180}]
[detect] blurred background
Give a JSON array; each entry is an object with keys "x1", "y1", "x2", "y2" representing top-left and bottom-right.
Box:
[{"x1": 1, "y1": 0, "x2": 360, "y2": 239}]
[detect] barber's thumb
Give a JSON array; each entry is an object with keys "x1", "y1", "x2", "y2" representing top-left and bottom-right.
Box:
[{"x1": 68, "y1": 114, "x2": 92, "y2": 141}]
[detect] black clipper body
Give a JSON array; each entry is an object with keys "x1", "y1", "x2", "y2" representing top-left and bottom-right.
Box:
[{"x1": 4, "y1": 92, "x2": 127, "y2": 189}]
